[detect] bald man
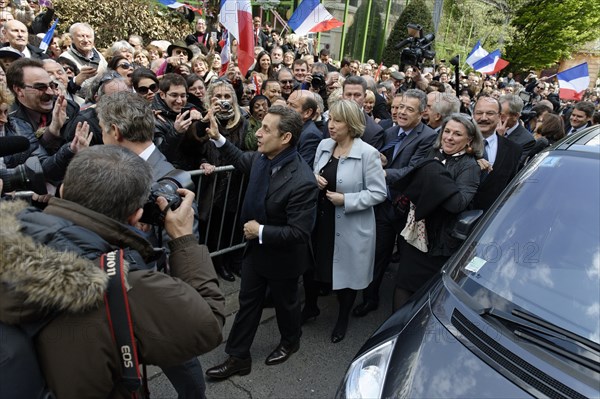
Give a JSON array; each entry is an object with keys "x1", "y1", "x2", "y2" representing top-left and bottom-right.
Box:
[
  {"x1": 1, "y1": 19, "x2": 48, "y2": 60},
  {"x1": 286, "y1": 89, "x2": 323, "y2": 166}
]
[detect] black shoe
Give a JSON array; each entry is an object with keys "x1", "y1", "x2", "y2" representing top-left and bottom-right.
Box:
[
  {"x1": 301, "y1": 307, "x2": 320, "y2": 324},
  {"x1": 206, "y1": 356, "x2": 251, "y2": 380},
  {"x1": 265, "y1": 342, "x2": 299, "y2": 365},
  {"x1": 215, "y1": 264, "x2": 235, "y2": 282},
  {"x1": 352, "y1": 301, "x2": 378, "y2": 317},
  {"x1": 331, "y1": 319, "x2": 348, "y2": 343}
]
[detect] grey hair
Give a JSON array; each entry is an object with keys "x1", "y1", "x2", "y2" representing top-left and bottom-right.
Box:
[
  {"x1": 86, "y1": 71, "x2": 125, "y2": 102},
  {"x1": 313, "y1": 92, "x2": 324, "y2": 115},
  {"x1": 110, "y1": 40, "x2": 135, "y2": 55},
  {"x1": 205, "y1": 80, "x2": 242, "y2": 129},
  {"x1": 96, "y1": 92, "x2": 154, "y2": 143},
  {"x1": 267, "y1": 105, "x2": 303, "y2": 147},
  {"x1": 311, "y1": 62, "x2": 328, "y2": 76},
  {"x1": 328, "y1": 99, "x2": 366, "y2": 139},
  {"x1": 433, "y1": 113, "x2": 485, "y2": 158},
  {"x1": 69, "y1": 22, "x2": 94, "y2": 37},
  {"x1": 498, "y1": 93, "x2": 524, "y2": 115},
  {"x1": 403, "y1": 89, "x2": 427, "y2": 113},
  {"x1": 62, "y1": 146, "x2": 152, "y2": 223},
  {"x1": 431, "y1": 92, "x2": 461, "y2": 119}
]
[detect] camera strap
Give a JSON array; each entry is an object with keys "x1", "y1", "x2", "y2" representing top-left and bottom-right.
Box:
[{"x1": 100, "y1": 249, "x2": 146, "y2": 397}]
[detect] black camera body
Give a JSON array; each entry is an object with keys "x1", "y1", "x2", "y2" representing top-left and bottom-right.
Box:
[
  {"x1": 311, "y1": 73, "x2": 326, "y2": 89},
  {"x1": 218, "y1": 100, "x2": 232, "y2": 111},
  {"x1": 0, "y1": 156, "x2": 47, "y2": 195},
  {"x1": 396, "y1": 23, "x2": 436, "y2": 67},
  {"x1": 140, "y1": 169, "x2": 194, "y2": 225}
]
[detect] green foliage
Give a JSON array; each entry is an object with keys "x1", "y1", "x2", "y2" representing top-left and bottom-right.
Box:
[
  {"x1": 343, "y1": 0, "x2": 384, "y2": 62},
  {"x1": 505, "y1": 0, "x2": 600, "y2": 71},
  {"x1": 382, "y1": 0, "x2": 433, "y2": 66},
  {"x1": 54, "y1": 0, "x2": 193, "y2": 49},
  {"x1": 435, "y1": 0, "x2": 511, "y2": 68}
]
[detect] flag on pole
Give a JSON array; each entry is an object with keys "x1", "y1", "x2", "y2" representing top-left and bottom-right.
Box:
[
  {"x1": 219, "y1": 32, "x2": 230, "y2": 77},
  {"x1": 472, "y1": 49, "x2": 509, "y2": 75},
  {"x1": 219, "y1": 0, "x2": 253, "y2": 76},
  {"x1": 557, "y1": 62, "x2": 590, "y2": 101},
  {"x1": 156, "y1": 0, "x2": 185, "y2": 8},
  {"x1": 39, "y1": 18, "x2": 58, "y2": 52},
  {"x1": 288, "y1": 0, "x2": 343, "y2": 37},
  {"x1": 466, "y1": 40, "x2": 488, "y2": 68}
]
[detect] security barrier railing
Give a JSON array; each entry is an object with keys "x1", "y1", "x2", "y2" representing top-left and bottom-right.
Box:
[{"x1": 189, "y1": 166, "x2": 247, "y2": 257}]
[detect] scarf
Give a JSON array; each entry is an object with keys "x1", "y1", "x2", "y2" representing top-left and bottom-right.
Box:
[
  {"x1": 68, "y1": 44, "x2": 101, "y2": 64},
  {"x1": 241, "y1": 146, "x2": 298, "y2": 224}
]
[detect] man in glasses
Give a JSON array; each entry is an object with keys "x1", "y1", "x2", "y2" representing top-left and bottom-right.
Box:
[
  {"x1": 7, "y1": 58, "x2": 79, "y2": 152},
  {"x1": 0, "y1": 20, "x2": 48, "y2": 60},
  {"x1": 276, "y1": 67, "x2": 297, "y2": 100},
  {"x1": 153, "y1": 73, "x2": 203, "y2": 170}
]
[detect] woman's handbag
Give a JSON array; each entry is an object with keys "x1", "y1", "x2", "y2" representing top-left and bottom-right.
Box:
[{"x1": 401, "y1": 202, "x2": 429, "y2": 252}]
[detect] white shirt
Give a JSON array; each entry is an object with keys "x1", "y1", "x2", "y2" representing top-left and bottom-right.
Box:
[
  {"x1": 138, "y1": 142, "x2": 156, "y2": 161},
  {"x1": 504, "y1": 123, "x2": 519, "y2": 138},
  {"x1": 485, "y1": 133, "x2": 499, "y2": 166}
]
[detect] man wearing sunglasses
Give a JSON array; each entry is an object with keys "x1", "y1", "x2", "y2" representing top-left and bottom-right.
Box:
[{"x1": 7, "y1": 58, "x2": 79, "y2": 154}]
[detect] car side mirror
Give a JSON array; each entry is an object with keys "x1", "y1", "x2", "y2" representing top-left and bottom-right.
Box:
[{"x1": 452, "y1": 210, "x2": 484, "y2": 241}]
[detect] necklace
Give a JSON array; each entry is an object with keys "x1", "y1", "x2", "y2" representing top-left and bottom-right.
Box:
[{"x1": 333, "y1": 141, "x2": 353, "y2": 158}]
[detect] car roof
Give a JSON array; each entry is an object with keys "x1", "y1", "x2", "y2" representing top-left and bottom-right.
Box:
[{"x1": 553, "y1": 125, "x2": 600, "y2": 154}]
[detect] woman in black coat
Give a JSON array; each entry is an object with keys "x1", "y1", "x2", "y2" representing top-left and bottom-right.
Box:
[{"x1": 393, "y1": 113, "x2": 483, "y2": 311}]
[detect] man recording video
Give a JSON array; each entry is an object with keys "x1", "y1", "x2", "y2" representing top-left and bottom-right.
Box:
[{"x1": 0, "y1": 145, "x2": 225, "y2": 398}]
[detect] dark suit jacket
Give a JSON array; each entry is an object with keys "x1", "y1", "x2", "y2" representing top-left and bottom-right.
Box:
[
  {"x1": 471, "y1": 134, "x2": 522, "y2": 211},
  {"x1": 372, "y1": 92, "x2": 391, "y2": 121},
  {"x1": 298, "y1": 120, "x2": 323, "y2": 167},
  {"x1": 147, "y1": 146, "x2": 175, "y2": 181},
  {"x1": 383, "y1": 122, "x2": 437, "y2": 198},
  {"x1": 378, "y1": 118, "x2": 394, "y2": 131},
  {"x1": 363, "y1": 111, "x2": 384, "y2": 150},
  {"x1": 217, "y1": 141, "x2": 319, "y2": 279},
  {"x1": 506, "y1": 124, "x2": 535, "y2": 166}
]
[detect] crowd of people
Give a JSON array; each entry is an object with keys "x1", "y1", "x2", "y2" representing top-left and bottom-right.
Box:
[{"x1": 1, "y1": 2, "x2": 599, "y2": 397}]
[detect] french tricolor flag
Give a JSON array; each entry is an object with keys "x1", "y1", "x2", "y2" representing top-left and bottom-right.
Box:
[
  {"x1": 288, "y1": 0, "x2": 343, "y2": 37},
  {"x1": 472, "y1": 49, "x2": 509, "y2": 75},
  {"x1": 557, "y1": 63, "x2": 590, "y2": 101},
  {"x1": 219, "y1": 0, "x2": 253, "y2": 76},
  {"x1": 220, "y1": 32, "x2": 230, "y2": 77},
  {"x1": 466, "y1": 40, "x2": 488, "y2": 68}
]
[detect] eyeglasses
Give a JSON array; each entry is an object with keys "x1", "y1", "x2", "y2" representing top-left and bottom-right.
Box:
[
  {"x1": 136, "y1": 83, "x2": 158, "y2": 95},
  {"x1": 279, "y1": 79, "x2": 294, "y2": 85},
  {"x1": 23, "y1": 82, "x2": 58, "y2": 91},
  {"x1": 166, "y1": 92, "x2": 188, "y2": 100},
  {"x1": 117, "y1": 62, "x2": 133, "y2": 70}
]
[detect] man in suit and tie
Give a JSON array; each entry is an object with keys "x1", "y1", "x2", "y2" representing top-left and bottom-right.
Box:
[
  {"x1": 353, "y1": 89, "x2": 437, "y2": 317},
  {"x1": 97, "y1": 90, "x2": 210, "y2": 399},
  {"x1": 341, "y1": 75, "x2": 384, "y2": 150},
  {"x1": 565, "y1": 101, "x2": 594, "y2": 135},
  {"x1": 498, "y1": 94, "x2": 535, "y2": 165},
  {"x1": 471, "y1": 95, "x2": 522, "y2": 212},
  {"x1": 205, "y1": 106, "x2": 318, "y2": 380}
]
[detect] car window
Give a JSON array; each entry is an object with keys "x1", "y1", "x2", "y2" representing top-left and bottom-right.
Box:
[{"x1": 450, "y1": 152, "x2": 600, "y2": 343}]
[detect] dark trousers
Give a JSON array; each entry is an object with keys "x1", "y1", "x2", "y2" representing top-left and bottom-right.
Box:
[
  {"x1": 361, "y1": 201, "x2": 406, "y2": 304},
  {"x1": 225, "y1": 259, "x2": 302, "y2": 359},
  {"x1": 162, "y1": 357, "x2": 206, "y2": 399}
]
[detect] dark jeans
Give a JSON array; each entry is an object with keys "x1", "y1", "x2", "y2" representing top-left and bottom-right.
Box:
[{"x1": 162, "y1": 357, "x2": 206, "y2": 399}]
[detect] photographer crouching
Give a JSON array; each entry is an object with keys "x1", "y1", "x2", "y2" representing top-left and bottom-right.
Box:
[{"x1": 0, "y1": 145, "x2": 225, "y2": 398}]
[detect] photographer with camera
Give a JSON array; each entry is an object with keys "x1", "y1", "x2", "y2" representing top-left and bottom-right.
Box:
[{"x1": 0, "y1": 145, "x2": 225, "y2": 398}]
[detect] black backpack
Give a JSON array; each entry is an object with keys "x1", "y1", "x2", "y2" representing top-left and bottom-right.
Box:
[{"x1": 0, "y1": 249, "x2": 147, "y2": 399}]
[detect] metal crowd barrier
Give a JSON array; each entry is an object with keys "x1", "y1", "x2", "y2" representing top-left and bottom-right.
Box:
[{"x1": 189, "y1": 166, "x2": 247, "y2": 257}]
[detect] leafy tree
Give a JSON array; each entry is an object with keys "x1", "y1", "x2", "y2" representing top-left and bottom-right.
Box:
[
  {"x1": 382, "y1": 0, "x2": 433, "y2": 66},
  {"x1": 343, "y1": 0, "x2": 384, "y2": 62},
  {"x1": 505, "y1": 0, "x2": 600, "y2": 71},
  {"x1": 55, "y1": 0, "x2": 193, "y2": 49}
]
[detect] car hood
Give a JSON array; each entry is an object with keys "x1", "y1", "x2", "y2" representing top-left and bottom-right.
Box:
[{"x1": 381, "y1": 292, "x2": 531, "y2": 398}]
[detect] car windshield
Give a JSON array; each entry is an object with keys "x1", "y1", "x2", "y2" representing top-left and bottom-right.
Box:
[{"x1": 450, "y1": 151, "x2": 600, "y2": 344}]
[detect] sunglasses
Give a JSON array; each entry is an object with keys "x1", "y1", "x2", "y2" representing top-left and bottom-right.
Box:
[
  {"x1": 23, "y1": 82, "x2": 58, "y2": 91},
  {"x1": 117, "y1": 62, "x2": 133, "y2": 70},
  {"x1": 279, "y1": 79, "x2": 294, "y2": 85},
  {"x1": 137, "y1": 83, "x2": 158, "y2": 95}
]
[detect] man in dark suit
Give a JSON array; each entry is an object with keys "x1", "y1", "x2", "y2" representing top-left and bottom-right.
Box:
[
  {"x1": 97, "y1": 90, "x2": 210, "y2": 399},
  {"x1": 205, "y1": 106, "x2": 318, "y2": 380},
  {"x1": 1, "y1": 20, "x2": 48, "y2": 60},
  {"x1": 286, "y1": 89, "x2": 323, "y2": 166},
  {"x1": 353, "y1": 89, "x2": 437, "y2": 317},
  {"x1": 498, "y1": 94, "x2": 535, "y2": 166},
  {"x1": 564, "y1": 101, "x2": 594, "y2": 135},
  {"x1": 471, "y1": 95, "x2": 522, "y2": 211},
  {"x1": 342, "y1": 75, "x2": 384, "y2": 150},
  {"x1": 252, "y1": 16, "x2": 269, "y2": 48}
]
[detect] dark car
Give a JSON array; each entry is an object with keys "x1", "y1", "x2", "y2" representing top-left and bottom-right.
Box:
[{"x1": 337, "y1": 126, "x2": 600, "y2": 398}]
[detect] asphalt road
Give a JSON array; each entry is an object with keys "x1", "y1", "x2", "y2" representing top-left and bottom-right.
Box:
[{"x1": 148, "y1": 265, "x2": 397, "y2": 398}]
